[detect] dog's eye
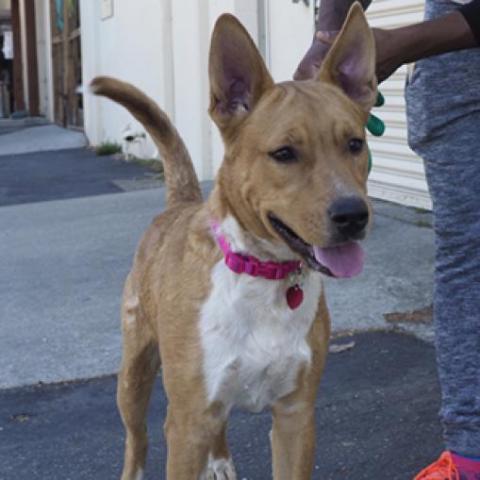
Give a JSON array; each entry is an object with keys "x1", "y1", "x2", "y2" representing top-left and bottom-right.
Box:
[
  {"x1": 348, "y1": 138, "x2": 364, "y2": 155},
  {"x1": 269, "y1": 146, "x2": 297, "y2": 163}
]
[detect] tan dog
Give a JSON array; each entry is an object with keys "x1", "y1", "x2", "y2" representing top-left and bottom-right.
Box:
[{"x1": 91, "y1": 3, "x2": 376, "y2": 479}]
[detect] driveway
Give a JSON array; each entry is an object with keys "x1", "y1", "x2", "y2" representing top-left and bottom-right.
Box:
[
  {"x1": 0, "y1": 147, "x2": 162, "y2": 206},
  {"x1": 0, "y1": 332, "x2": 442, "y2": 480},
  {"x1": 0, "y1": 144, "x2": 440, "y2": 480}
]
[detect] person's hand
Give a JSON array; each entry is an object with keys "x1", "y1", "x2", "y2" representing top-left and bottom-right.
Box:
[
  {"x1": 294, "y1": 28, "x2": 404, "y2": 84},
  {"x1": 293, "y1": 31, "x2": 337, "y2": 81}
]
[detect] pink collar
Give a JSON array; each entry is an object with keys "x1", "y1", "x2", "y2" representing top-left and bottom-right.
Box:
[{"x1": 210, "y1": 221, "x2": 301, "y2": 280}]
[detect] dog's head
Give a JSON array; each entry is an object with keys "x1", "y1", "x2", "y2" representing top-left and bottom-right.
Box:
[{"x1": 210, "y1": 3, "x2": 376, "y2": 278}]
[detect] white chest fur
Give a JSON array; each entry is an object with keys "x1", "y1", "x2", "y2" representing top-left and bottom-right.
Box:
[{"x1": 199, "y1": 218, "x2": 323, "y2": 413}]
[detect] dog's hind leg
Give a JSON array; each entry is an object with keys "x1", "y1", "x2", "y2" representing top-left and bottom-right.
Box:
[{"x1": 118, "y1": 279, "x2": 160, "y2": 480}]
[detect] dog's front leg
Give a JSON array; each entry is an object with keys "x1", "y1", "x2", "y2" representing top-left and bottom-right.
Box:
[
  {"x1": 271, "y1": 397, "x2": 317, "y2": 480},
  {"x1": 164, "y1": 413, "x2": 209, "y2": 479},
  {"x1": 271, "y1": 302, "x2": 330, "y2": 479},
  {"x1": 164, "y1": 406, "x2": 230, "y2": 480}
]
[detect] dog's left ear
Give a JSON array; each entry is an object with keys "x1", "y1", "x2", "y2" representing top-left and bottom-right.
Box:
[
  {"x1": 318, "y1": 3, "x2": 377, "y2": 111},
  {"x1": 209, "y1": 14, "x2": 274, "y2": 135}
]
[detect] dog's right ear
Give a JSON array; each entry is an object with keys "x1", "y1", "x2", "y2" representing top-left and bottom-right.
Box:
[{"x1": 209, "y1": 14, "x2": 274, "y2": 135}]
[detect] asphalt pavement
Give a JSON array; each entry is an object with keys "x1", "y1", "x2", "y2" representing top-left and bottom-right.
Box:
[
  {"x1": 0, "y1": 147, "x2": 162, "y2": 206},
  {"x1": 1, "y1": 180, "x2": 434, "y2": 388},
  {"x1": 1, "y1": 332, "x2": 442, "y2": 480},
  {"x1": 0, "y1": 143, "x2": 441, "y2": 479}
]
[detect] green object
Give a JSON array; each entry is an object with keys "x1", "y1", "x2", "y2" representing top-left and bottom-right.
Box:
[
  {"x1": 366, "y1": 92, "x2": 386, "y2": 175},
  {"x1": 366, "y1": 113, "x2": 385, "y2": 137},
  {"x1": 55, "y1": 0, "x2": 64, "y2": 32},
  {"x1": 95, "y1": 142, "x2": 122, "y2": 156},
  {"x1": 375, "y1": 91, "x2": 385, "y2": 107}
]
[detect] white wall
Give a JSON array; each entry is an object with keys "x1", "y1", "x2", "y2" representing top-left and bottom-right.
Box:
[
  {"x1": 81, "y1": 0, "x2": 261, "y2": 180},
  {"x1": 265, "y1": 0, "x2": 314, "y2": 82},
  {"x1": 80, "y1": 0, "x2": 171, "y2": 160},
  {"x1": 170, "y1": 0, "x2": 211, "y2": 179},
  {"x1": 154, "y1": 0, "x2": 258, "y2": 177}
]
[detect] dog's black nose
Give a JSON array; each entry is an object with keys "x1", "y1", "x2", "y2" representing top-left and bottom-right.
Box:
[{"x1": 328, "y1": 197, "x2": 369, "y2": 238}]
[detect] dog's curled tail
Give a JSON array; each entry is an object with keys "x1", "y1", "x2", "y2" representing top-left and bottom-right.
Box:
[{"x1": 90, "y1": 76, "x2": 202, "y2": 207}]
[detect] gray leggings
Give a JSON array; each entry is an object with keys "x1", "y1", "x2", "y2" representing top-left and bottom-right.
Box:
[{"x1": 405, "y1": 0, "x2": 480, "y2": 457}]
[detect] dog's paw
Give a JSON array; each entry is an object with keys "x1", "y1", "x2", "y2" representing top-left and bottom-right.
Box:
[{"x1": 201, "y1": 456, "x2": 237, "y2": 480}]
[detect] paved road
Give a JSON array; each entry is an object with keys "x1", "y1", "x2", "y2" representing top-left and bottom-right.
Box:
[
  {"x1": 0, "y1": 146, "x2": 441, "y2": 479},
  {"x1": 0, "y1": 332, "x2": 443, "y2": 480},
  {"x1": 0, "y1": 147, "x2": 435, "y2": 389},
  {"x1": 0, "y1": 148, "x2": 160, "y2": 206}
]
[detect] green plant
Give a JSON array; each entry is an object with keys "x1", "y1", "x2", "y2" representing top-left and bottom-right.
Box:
[{"x1": 95, "y1": 142, "x2": 122, "y2": 156}]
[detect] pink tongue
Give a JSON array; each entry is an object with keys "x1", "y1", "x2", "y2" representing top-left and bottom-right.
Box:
[{"x1": 313, "y1": 242, "x2": 364, "y2": 278}]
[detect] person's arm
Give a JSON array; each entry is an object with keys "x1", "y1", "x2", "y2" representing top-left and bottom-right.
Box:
[
  {"x1": 372, "y1": 10, "x2": 478, "y2": 82},
  {"x1": 295, "y1": 0, "x2": 480, "y2": 82},
  {"x1": 317, "y1": 0, "x2": 371, "y2": 31}
]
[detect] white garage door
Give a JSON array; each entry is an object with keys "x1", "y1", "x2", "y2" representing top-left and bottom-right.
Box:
[{"x1": 366, "y1": 0, "x2": 431, "y2": 209}]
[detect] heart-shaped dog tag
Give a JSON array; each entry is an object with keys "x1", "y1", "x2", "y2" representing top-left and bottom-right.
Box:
[{"x1": 286, "y1": 284, "x2": 304, "y2": 310}]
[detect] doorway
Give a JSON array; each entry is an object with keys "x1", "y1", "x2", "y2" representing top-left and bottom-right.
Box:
[
  {"x1": 50, "y1": 0, "x2": 83, "y2": 128},
  {"x1": 0, "y1": 0, "x2": 13, "y2": 117}
]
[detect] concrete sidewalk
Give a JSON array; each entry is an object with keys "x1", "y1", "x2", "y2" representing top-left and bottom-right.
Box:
[
  {"x1": 0, "y1": 124, "x2": 86, "y2": 156},
  {"x1": 1, "y1": 182, "x2": 434, "y2": 389},
  {"x1": 0, "y1": 117, "x2": 48, "y2": 136}
]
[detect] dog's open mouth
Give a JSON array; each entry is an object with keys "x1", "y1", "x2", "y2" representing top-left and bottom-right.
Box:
[{"x1": 268, "y1": 213, "x2": 365, "y2": 278}]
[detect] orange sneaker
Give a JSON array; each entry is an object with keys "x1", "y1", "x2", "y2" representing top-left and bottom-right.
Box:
[
  {"x1": 414, "y1": 451, "x2": 480, "y2": 480},
  {"x1": 414, "y1": 452, "x2": 461, "y2": 480}
]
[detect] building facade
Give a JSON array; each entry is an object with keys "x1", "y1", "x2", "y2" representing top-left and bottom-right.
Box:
[{"x1": 14, "y1": 0, "x2": 430, "y2": 209}]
